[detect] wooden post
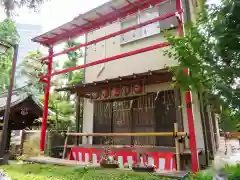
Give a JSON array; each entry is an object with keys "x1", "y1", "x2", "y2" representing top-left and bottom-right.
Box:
[
  {"x1": 75, "y1": 94, "x2": 81, "y2": 145},
  {"x1": 66, "y1": 132, "x2": 186, "y2": 137},
  {"x1": 20, "y1": 130, "x2": 25, "y2": 155},
  {"x1": 174, "y1": 88, "x2": 183, "y2": 131},
  {"x1": 47, "y1": 130, "x2": 52, "y2": 156},
  {"x1": 174, "y1": 123, "x2": 181, "y2": 171},
  {"x1": 86, "y1": 136, "x2": 89, "y2": 144},
  {"x1": 62, "y1": 127, "x2": 70, "y2": 159}
]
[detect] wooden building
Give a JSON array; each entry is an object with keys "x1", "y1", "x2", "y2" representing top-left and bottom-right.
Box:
[
  {"x1": 33, "y1": 0, "x2": 220, "y2": 171},
  {"x1": 0, "y1": 87, "x2": 43, "y2": 150}
]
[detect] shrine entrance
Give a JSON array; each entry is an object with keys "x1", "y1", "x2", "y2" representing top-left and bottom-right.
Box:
[{"x1": 93, "y1": 90, "x2": 177, "y2": 147}]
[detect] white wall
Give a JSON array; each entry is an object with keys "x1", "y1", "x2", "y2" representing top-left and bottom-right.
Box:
[
  {"x1": 84, "y1": 0, "x2": 179, "y2": 83},
  {"x1": 85, "y1": 24, "x2": 177, "y2": 83},
  {"x1": 82, "y1": 98, "x2": 94, "y2": 144},
  {"x1": 181, "y1": 90, "x2": 205, "y2": 149}
]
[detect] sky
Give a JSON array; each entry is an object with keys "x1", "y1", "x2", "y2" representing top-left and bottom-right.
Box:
[
  {"x1": 0, "y1": 0, "x2": 110, "y2": 64},
  {"x1": 1, "y1": 0, "x2": 110, "y2": 32},
  {"x1": 0, "y1": 0, "x2": 111, "y2": 87}
]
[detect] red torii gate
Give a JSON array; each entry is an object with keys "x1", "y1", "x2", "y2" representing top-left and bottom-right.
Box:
[{"x1": 32, "y1": 0, "x2": 199, "y2": 172}]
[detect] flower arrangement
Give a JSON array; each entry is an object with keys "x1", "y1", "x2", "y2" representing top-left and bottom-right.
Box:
[
  {"x1": 99, "y1": 138, "x2": 119, "y2": 168},
  {"x1": 131, "y1": 141, "x2": 156, "y2": 172}
]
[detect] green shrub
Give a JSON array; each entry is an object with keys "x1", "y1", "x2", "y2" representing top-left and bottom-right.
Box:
[
  {"x1": 185, "y1": 172, "x2": 212, "y2": 180},
  {"x1": 225, "y1": 165, "x2": 240, "y2": 179},
  {"x1": 4, "y1": 163, "x2": 240, "y2": 180},
  {"x1": 3, "y1": 164, "x2": 167, "y2": 180}
]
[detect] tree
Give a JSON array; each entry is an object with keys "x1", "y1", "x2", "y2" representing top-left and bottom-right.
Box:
[
  {"x1": 62, "y1": 40, "x2": 84, "y2": 132},
  {"x1": 22, "y1": 50, "x2": 77, "y2": 130},
  {"x1": 20, "y1": 50, "x2": 60, "y2": 93},
  {"x1": 164, "y1": 0, "x2": 240, "y2": 130},
  {"x1": 39, "y1": 93, "x2": 75, "y2": 130},
  {"x1": 20, "y1": 51, "x2": 45, "y2": 93},
  {"x1": 1, "y1": 0, "x2": 48, "y2": 17},
  {"x1": 21, "y1": 40, "x2": 84, "y2": 130},
  {"x1": 63, "y1": 40, "x2": 84, "y2": 85},
  {"x1": 63, "y1": 40, "x2": 84, "y2": 100},
  {"x1": 0, "y1": 19, "x2": 19, "y2": 91},
  {"x1": 220, "y1": 108, "x2": 240, "y2": 132},
  {"x1": 0, "y1": 18, "x2": 19, "y2": 43}
]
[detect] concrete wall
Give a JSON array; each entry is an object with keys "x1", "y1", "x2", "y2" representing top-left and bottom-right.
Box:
[
  {"x1": 84, "y1": 0, "x2": 179, "y2": 83},
  {"x1": 85, "y1": 26, "x2": 177, "y2": 83},
  {"x1": 181, "y1": 90, "x2": 205, "y2": 149}
]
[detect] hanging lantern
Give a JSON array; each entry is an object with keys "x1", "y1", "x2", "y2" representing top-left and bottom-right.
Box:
[
  {"x1": 133, "y1": 84, "x2": 143, "y2": 94},
  {"x1": 102, "y1": 89, "x2": 109, "y2": 98},
  {"x1": 112, "y1": 87, "x2": 120, "y2": 97},
  {"x1": 122, "y1": 86, "x2": 130, "y2": 96}
]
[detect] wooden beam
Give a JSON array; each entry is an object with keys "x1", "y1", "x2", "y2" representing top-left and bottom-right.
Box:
[
  {"x1": 75, "y1": 94, "x2": 81, "y2": 145},
  {"x1": 174, "y1": 88, "x2": 183, "y2": 131},
  {"x1": 67, "y1": 132, "x2": 186, "y2": 137}
]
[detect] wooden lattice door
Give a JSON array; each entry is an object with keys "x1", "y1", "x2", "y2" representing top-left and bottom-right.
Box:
[
  {"x1": 112, "y1": 100, "x2": 132, "y2": 145},
  {"x1": 93, "y1": 101, "x2": 112, "y2": 144},
  {"x1": 155, "y1": 90, "x2": 176, "y2": 147},
  {"x1": 132, "y1": 94, "x2": 156, "y2": 146}
]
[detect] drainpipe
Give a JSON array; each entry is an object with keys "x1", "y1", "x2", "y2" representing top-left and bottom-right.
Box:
[
  {"x1": 79, "y1": 33, "x2": 88, "y2": 144},
  {"x1": 198, "y1": 92, "x2": 209, "y2": 166},
  {"x1": 83, "y1": 34, "x2": 88, "y2": 83}
]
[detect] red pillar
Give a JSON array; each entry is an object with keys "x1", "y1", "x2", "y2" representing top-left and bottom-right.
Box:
[
  {"x1": 40, "y1": 46, "x2": 53, "y2": 152},
  {"x1": 176, "y1": 0, "x2": 199, "y2": 172},
  {"x1": 185, "y1": 88, "x2": 199, "y2": 172}
]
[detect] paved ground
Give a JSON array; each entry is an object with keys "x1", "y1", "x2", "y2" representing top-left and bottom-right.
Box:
[
  {"x1": 25, "y1": 156, "x2": 97, "y2": 167},
  {"x1": 213, "y1": 137, "x2": 240, "y2": 169},
  {"x1": 218, "y1": 137, "x2": 240, "y2": 155}
]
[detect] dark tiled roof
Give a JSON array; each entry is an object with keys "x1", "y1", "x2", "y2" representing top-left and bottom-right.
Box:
[{"x1": 0, "y1": 87, "x2": 42, "y2": 112}]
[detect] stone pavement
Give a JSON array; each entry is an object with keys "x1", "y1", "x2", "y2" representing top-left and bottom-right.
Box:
[
  {"x1": 213, "y1": 137, "x2": 240, "y2": 169},
  {"x1": 25, "y1": 156, "x2": 99, "y2": 167}
]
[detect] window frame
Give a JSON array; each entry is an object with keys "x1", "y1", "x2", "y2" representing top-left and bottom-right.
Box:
[
  {"x1": 120, "y1": 7, "x2": 161, "y2": 45},
  {"x1": 120, "y1": 0, "x2": 178, "y2": 45}
]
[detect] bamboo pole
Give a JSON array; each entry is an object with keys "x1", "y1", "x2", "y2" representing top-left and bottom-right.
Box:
[
  {"x1": 62, "y1": 127, "x2": 70, "y2": 159},
  {"x1": 174, "y1": 123, "x2": 181, "y2": 171},
  {"x1": 66, "y1": 132, "x2": 186, "y2": 137},
  {"x1": 221, "y1": 132, "x2": 240, "y2": 140}
]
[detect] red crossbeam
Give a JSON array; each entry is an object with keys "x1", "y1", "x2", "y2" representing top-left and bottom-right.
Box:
[
  {"x1": 40, "y1": 42, "x2": 169, "y2": 79},
  {"x1": 40, "y1": 10, "x2": 182, "y2": 61}
]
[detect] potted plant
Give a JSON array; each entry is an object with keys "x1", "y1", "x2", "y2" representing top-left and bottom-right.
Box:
[
  {"x1": 131, "y1": 141, "x2": 156, "y2": 172},
  {"x1": 99, "y1": 138, "x2": 119, "y2": 168},
  {"x1": 132, "y1": 152, "x2": 156, "y2": 172}
]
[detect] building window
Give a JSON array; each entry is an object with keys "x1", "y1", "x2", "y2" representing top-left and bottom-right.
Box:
[
  {"x1": 120, "y1": 15, "x2": 138, "y2": 43},
  {"x1": 120, "y1": 0, "x2": 178, "y2": 45},
  {"x1": 158, "y1": 0, "x2": 178, "y2": 31},
  {"x1": 139, "y1": 8, "x2": 160, "y2": 38}
]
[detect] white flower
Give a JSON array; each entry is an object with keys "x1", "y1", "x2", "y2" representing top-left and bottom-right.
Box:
[{"x1": 0, "y1": 169, "x2": 12, "y2": 180}]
